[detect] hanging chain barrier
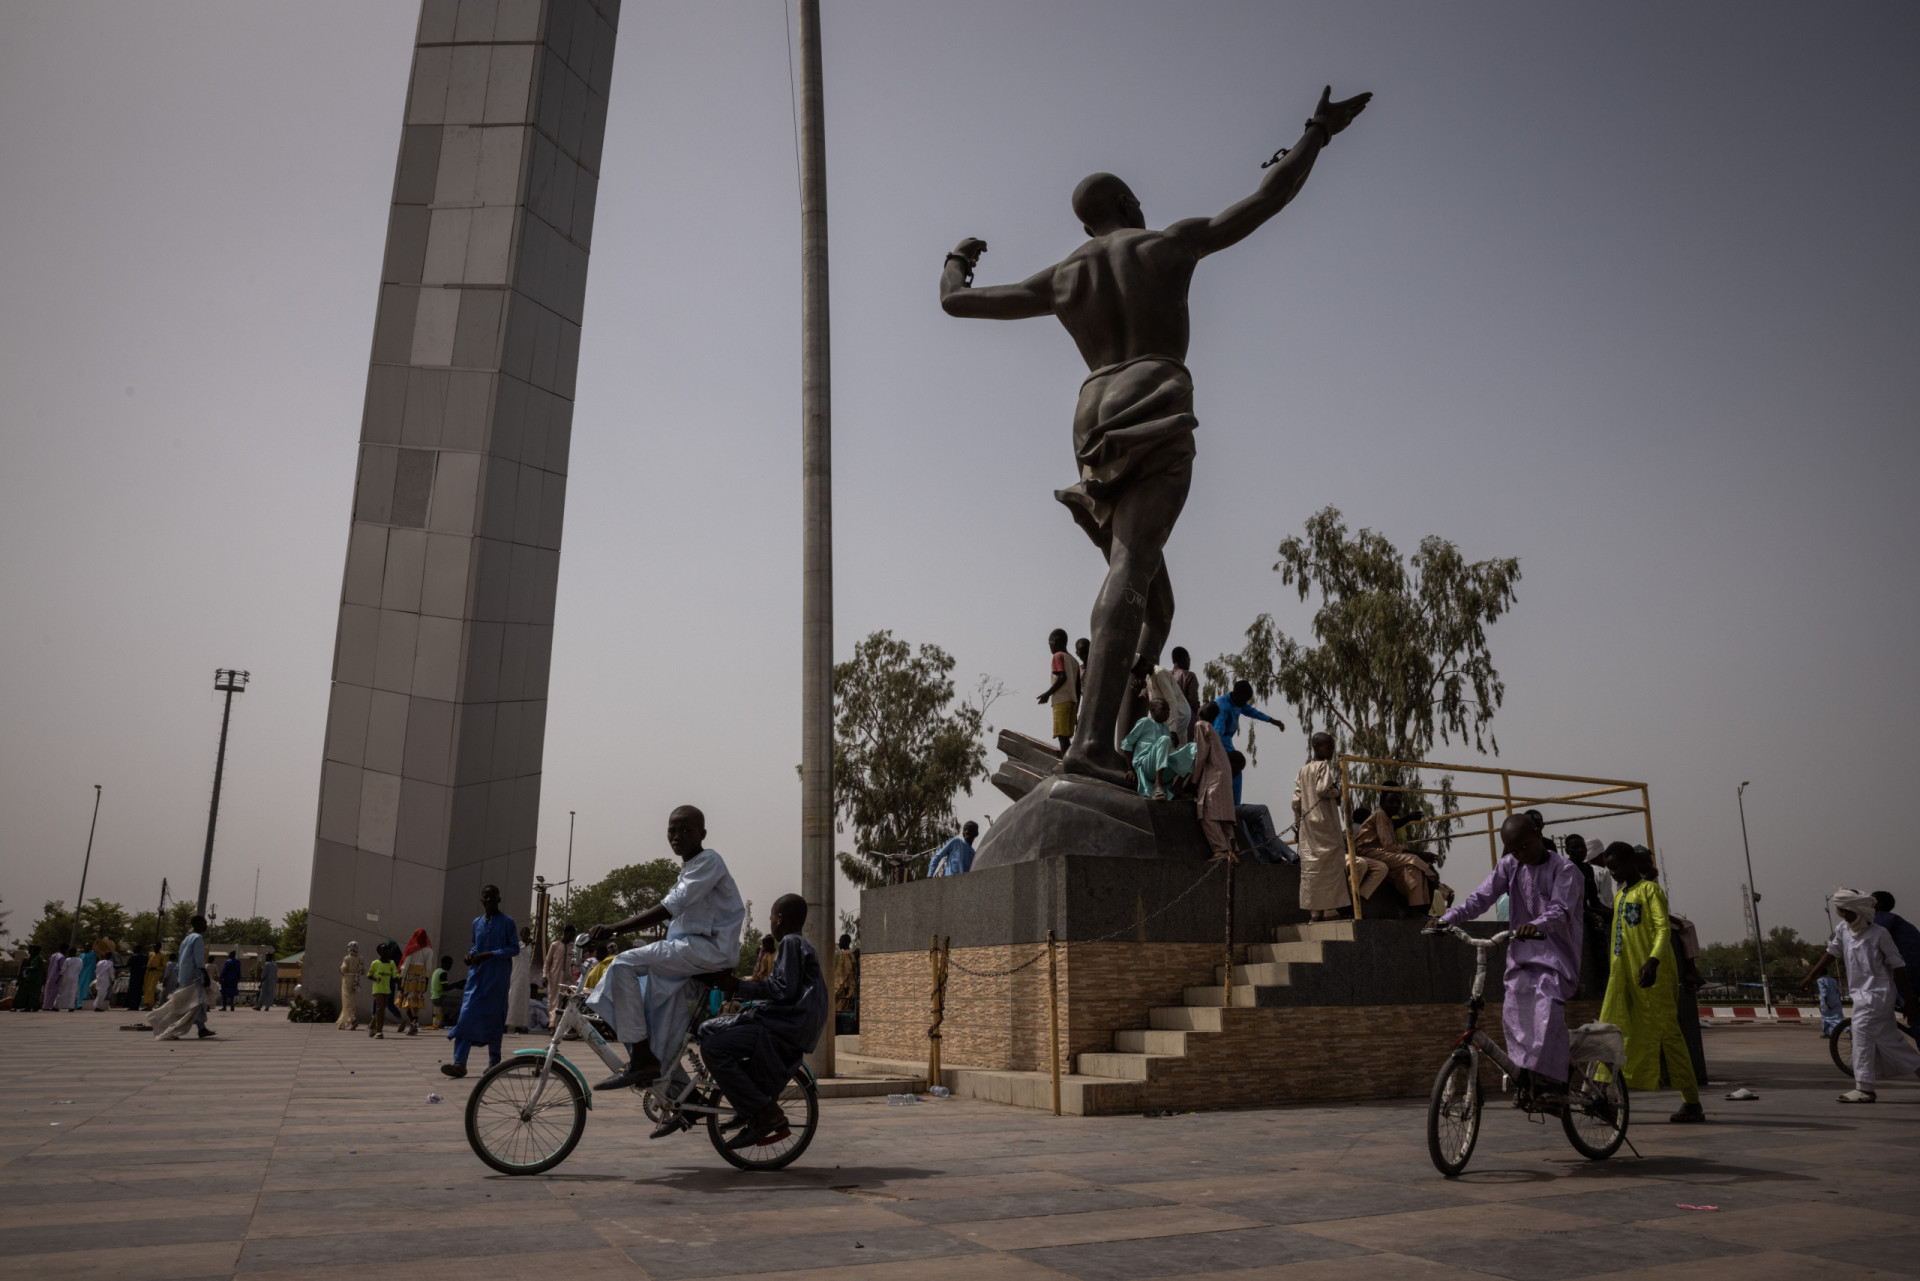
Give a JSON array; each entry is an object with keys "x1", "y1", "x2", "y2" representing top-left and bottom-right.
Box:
[{"x1": 940, "y1": 857, "x2": 1231, "y2": 979}]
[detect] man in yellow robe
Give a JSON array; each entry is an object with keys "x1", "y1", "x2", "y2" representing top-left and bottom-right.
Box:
[{"x1": 1598, "y1": 842, "x2": 1703, "y2": 1122}]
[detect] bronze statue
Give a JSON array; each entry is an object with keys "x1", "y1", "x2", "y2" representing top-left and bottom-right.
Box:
[{"x1": 941, "y1": 86, "x2": 1371, "y2": 787}]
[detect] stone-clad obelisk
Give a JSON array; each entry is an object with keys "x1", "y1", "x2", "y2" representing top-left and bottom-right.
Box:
[{"x1": 306, "y1": 0, "x2": 618, "y2": 1016}]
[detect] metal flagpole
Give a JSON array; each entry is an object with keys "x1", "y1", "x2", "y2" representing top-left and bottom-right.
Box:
[{"x1": 797, "y1": 0, "x2": 836, "y2": 1079}]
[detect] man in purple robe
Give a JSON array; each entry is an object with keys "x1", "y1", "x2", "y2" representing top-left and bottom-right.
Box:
[{"x1": 1429, "y1": 813, "x2": 1585, "y2": 1109}]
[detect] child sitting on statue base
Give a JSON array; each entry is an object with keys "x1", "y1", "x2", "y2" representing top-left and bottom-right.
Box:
[{"x1": 1120, "y1": 698, "x2": 1196, "y2": 800}]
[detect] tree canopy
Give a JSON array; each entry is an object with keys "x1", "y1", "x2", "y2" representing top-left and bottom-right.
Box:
[
  {"x1": 1208, "y1": 507, "x2": 1520, "y2": 858},
  {"x1": 208, "y1": 915, "x2": 280, "y2": 945},
  {"x1": 26, "y1": 898, "x2": 132, "y2": 954},
  {"x1": 831, "y1": 630, "x2": 997, "y2": 888}
]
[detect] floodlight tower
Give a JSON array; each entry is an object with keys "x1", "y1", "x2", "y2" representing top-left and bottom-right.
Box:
[
  {"x1": 196, "y1": 669, "x2": 250, "y2": 918},
  {"x1": 1736, "y1": 780, "x2": 1772, "y2": 1012}
]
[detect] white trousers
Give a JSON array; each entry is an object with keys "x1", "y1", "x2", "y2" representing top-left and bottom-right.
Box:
[
  {"x1": 585, "y1": 936, "x2": 730, "y2": 1063},
  {"x1": 1851, "y1": 996, "x2": 1920, "y2": 1089}
]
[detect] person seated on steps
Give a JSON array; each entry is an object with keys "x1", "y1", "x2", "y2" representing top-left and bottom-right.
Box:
[
  {"x1": 1120, "y1": 698, "x2": 1195, "y2": 800},
  {"x1": 702, "y1": 894, "x2": 830, "y2": 1149},
  {"x1": 1349, "y1": 796, "x2": 1439, "y2": 912}
]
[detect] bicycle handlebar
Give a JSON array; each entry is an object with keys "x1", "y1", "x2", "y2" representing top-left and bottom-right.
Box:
[{"x1": 1426, "y1": 923, "x2": 1512, "y2": 948}]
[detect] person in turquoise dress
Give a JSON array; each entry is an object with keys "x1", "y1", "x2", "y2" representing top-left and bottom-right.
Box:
[
  {"x1": 1120, "y1": 698, "x2": 1196, "y2": 799},
  {"x1": 73, "y1": 947, "x2": 98, "y2": 1012}
]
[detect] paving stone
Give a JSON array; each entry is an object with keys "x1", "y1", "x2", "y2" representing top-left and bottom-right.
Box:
[{"x1": 0, "y1": 1015, "x2": 1905, "y2": 1281}]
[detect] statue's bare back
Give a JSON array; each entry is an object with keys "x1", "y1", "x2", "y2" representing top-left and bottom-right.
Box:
[{"x1": 939, "y1": 87, "x2": 1371, "y2": 785}]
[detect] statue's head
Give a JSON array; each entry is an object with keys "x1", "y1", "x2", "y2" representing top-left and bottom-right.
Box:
[{"x1": 1072, "y1": 172, "x2": 1144, "y2": 236}]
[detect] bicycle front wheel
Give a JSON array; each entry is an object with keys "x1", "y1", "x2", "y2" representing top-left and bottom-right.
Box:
[
  {"x1": 1562, "y1": 1060, "x2": 1628, "y2": 1160},
  {"x1": 1830, "y1": 1020, "x2": 1854, "y2": 1077},
  {"x1": 708, "y1": 1068, "x2": 819, "y2": 1172},
  {"x1": 1426, "y1": 1053, "x2": 1481, "y2": 1178},
  {"x1": 465, "y1": 1057, "x2": 586, "y2": 1175}
]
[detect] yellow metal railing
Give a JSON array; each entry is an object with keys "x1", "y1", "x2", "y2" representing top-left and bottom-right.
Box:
[{"x1": 1334, "y1": 754, "x2": 1653, "y2": 920}]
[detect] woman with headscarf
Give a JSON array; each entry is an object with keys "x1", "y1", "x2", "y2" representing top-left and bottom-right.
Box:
[
  {"x1": 397, "y1": 929, "x2": 433, "y2": 1036},
  {"x1": 337, "y1": 941, "x2": 364, "y2": 1031},
  {"x1": 1802, "y1": 888, "x2": 1920, "y2": 1103}
]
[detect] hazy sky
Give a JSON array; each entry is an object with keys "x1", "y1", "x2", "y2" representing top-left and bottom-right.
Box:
[{"x1": 2, "y1": 2, "x2": 1915, "y2": 952}]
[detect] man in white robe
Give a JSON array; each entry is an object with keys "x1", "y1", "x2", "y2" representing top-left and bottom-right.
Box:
[
  {"x1": 1803, "y1": 887, "x2": 1920, "y2": 1103},
  {"x1": 91, "y1": 955, "x2": 116, "y2": 1010},
  {"x1": 587, "y1": 805, "x2": 745, "y2": 1092},
  {"x1": 1294, "y1": 733, "x2": 1383, "y2": 919},
  {"x1": 506, "y1": 926, "x2": 533, "y2": 1032}
]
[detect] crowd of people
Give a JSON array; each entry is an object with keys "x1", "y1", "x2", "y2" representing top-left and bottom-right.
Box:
[{"x1": 8, "y1": 933, "x2": 289, "y2": 1016}]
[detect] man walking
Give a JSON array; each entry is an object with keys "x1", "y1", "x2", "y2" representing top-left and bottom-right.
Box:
[
  {"x1": 1599, "y1": 843, "x2": 1703, "y2": 1122},
  {"x1": 441, "y1": 886, "x2": 518, "y2": 1077},
  {"x1": 16, "y1": 945, "x2": 46, "y2": 1012},
  {"x1": 256, "y1": 950, "x2": 278, "y2": 1011}
]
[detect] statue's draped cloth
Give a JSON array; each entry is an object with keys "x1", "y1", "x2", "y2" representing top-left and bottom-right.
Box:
[{"x1": 1055, "y1": 355, "x2": 1197, "y2": 544}]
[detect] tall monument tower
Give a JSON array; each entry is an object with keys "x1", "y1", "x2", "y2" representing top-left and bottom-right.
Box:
[{"x1": 306, "y1": 0, "x2": 619, "y2": 1006}]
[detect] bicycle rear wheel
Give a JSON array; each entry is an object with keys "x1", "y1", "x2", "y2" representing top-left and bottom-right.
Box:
[
  {"x1": 1561, "y1": 1060, "x2": 1628, "y2": 1159},
  {"x1": 1426, "y1": 1053, "x2": 1481, "y2": 1178},
  {"x1": 1830, "y1": 1020, "x2": 1854, "y2": 1077},
  {"x1": 465, "y1": 1057, "x2": 586, "y2": 1175},
  {"x1": 708, "y1": 1068, "x2": 819, "y2": 1172}
]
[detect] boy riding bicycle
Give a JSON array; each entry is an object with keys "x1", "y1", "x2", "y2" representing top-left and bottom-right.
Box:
[{"x1": 704, "y1": 894, "x2": 831, "y2": 1149}]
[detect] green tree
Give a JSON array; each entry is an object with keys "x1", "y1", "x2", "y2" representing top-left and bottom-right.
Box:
[
  {"x1": 208, "y1": 915, "x2": 278, "y2": 945},
  {"x1": 1207, "y1": 507, "x2": 1520, "y2": 859},
  {"x1": 567, "y1": 859, "x2": 683, "y2": 947},
  {"x1": 27, "y1": 898, "x2": 131, "y2": 954},
  {"x1": 279, "y1": 908, "x2": 308, "y2": 955},
  {"x1": 832, "y1": 630, "x2": 998, "y2": 888}
]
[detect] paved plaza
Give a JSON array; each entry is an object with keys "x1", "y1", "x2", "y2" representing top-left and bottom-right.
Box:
[{"x1": 3, "y1": 1014, "x2": 1917, "y2": 1281}]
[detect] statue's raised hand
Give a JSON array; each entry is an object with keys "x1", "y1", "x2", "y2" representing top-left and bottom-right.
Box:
[
  {"x1": 951, "y1": 237, "x2": 988, "y2": 267},
  {"x1": 1311, "y1": 86, "x2": 1371, "y2": 137}
]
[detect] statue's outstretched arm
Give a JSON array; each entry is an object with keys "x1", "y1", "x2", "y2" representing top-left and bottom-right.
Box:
[
  {"x1": 940, "y1": 238, "x2": 1055, "y2": 320},
  {"x1": 1172, "y1": 87, "x2": 1371, "y2": 258}
]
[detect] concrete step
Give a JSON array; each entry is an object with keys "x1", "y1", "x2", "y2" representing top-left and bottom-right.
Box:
[
  {"x1": 1149, "y1": 1005, "x2": 1223, "y2": 1032},
  {"x1": 1245, "y1": 940, "x2": 1326, "y2": 964},
  {"x1": 839, "y1": 1053, "x2": 1134, "y2": 1114},
  {"x1": 1115, "y1": 1028, "x2": 1190, "y2": 1054},
  {"x1": 1272, "y1": 920, "x2": 1355, "y2": 943},
  {"x1": 1076, "y1": 1051, "x2": 1178, "y2": 1080},
  {"x1": 1213, "y1": 962, "x2": 1291, "y2": 986},
  {"x1": 1183, "y1": 984, "x2": 1261, "y2": 1007}
]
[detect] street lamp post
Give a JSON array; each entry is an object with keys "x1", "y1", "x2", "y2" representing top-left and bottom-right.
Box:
[
  {"x1": 68, "y1": 785, "x2": 103, "y2": 953},
  {"x1": 196, "y1": 669, "x2": 250, "y2": 918},
  {"x1": 565, "y1": 810, "x2": 576, "y2": 928},
  {"x1": 1736, "y1": 780, "x2": 1772, "y2": 1012}
]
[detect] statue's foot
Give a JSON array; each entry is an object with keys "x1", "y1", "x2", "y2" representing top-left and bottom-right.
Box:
[{"x1": 1058, "y1": 748, "x2": 1132, "y2": 789}]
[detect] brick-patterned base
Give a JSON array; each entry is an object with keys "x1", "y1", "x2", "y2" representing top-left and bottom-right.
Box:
[
  {"x1": 861, "y1": 941, "x2": 1232, "y2": 1073},
  {"x1": 858, "y1": 939, "x2": 1600, "y2": 1115}
]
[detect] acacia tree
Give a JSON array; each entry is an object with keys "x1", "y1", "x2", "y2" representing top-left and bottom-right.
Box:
[
  {"x1": 833, "y1": 631, "x2": 999, "y2": 888},
  {"x1": 1207, "y1": 507, "x2": 1520, "y2": 858}
]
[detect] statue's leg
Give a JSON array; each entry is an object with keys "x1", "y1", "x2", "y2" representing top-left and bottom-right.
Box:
[
  {"x1": 1136, "y1": 562, "x2": 1174, "y2": 672},
  {"x1": 1063, "y1": 467, "x2": 1190, "y2": 784}
]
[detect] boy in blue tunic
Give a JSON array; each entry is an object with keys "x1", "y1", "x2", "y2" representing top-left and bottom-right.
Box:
[
  {"x1": 587, "y1": 805, "x2": 746, "y2": 1091},
  {"x1": 440, "y1": 884, "x2": 519, "y2": 1079},
  {"x1": 704, "y1": 894, "x2": 831, "y2": 1148}
]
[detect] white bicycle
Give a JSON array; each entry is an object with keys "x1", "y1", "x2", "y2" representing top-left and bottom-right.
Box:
[
  {"x1": 1426, "y1": 925, "x2": 1631, "y2": 1177},
  {"x1": 463, "y1": 935, "x2": 819, "y2": 1174}
]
